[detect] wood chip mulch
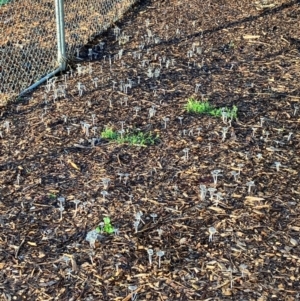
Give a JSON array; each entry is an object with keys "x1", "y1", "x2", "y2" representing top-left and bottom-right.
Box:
[{"x1": 1, "y1": 0, "x2": 300, "y2": 300}]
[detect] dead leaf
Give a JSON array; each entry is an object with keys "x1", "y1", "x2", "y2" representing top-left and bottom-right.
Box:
[{"x1": 67, "y1": 159, "x2": 80, "y2": 170}]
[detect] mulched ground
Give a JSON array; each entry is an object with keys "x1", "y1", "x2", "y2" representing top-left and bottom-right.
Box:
[{"x1": 1, "y1": 0, "x2": 300, "y2": 300}]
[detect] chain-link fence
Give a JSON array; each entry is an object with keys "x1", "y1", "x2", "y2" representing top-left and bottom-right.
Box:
[{"x1": 0, "y1": 0, "x2": 137, "y2": 101}]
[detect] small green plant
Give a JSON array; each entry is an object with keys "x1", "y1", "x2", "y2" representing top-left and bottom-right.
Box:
[
  {"x1": 185, "y1": 98, "x2": 237, "y2": 119},
  {"x1": 96, "y1": 217, "x2": 114, "y2": 234},
  {"x1": 101, "y1": 127, "x2": 158, "y2": 146},
  {"x1": 185, "y1": 98, "x2": 214, "y2": 114},
  {"x1": 101, "y1": 127, "x2": 119, "y2": 140},
  {"x1": 123, "y1": 131, "x2": 157, "y2": 145},
  {"x1": 49, "y1": 193, "x2": 57, "y2": 200},
  {"x1": 0, "y1": 0, "x2": 10, "y2": 5}
]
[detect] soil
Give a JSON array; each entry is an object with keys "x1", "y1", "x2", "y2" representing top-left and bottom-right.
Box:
[{"x1": 1, "y1": 0, "x2": 300, "y2": 300}]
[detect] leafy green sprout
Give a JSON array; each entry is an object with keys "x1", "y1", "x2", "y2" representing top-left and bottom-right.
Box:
[
  {"x1": 49, "y1": 193, "x2": 57, "y2": 200},
  {"x1": 96, "y1": 217, "x2": 114, "y2": 234},
  {"x1": 185, "y1": 98, "x2": 238, "y2": 119},
  {"x1": 101, "y1": 127, "x2": 158, "y2": 146},
  {"x1": 0, "y1": 0, "x2": 10, "y2": 5},
  {"x1": 101, "y1": 127, "x2": 119, "y2": 140}
]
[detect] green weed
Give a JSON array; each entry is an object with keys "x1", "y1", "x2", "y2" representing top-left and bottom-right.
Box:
[
  {"x1": 101, "y1": 127, "x2": 158, "y2": 146},
  {"x1": 101, "y1": 127, "x2": 119, "y2": 140},
  {"x1": 185, "y1": 98, "x2": 238, "y2": 119},
  {"x1": 96, "y1": 217, "x2": 114, "y2": 234},
  {"x1": 0, "y1": 0, "x2": 10, "y2": 5},
  {"x1": 49, "y1": 193, "x2": 57, "y2": 200}
]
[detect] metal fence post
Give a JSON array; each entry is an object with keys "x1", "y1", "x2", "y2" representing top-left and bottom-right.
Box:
[
  {"x1": 20, "y1": 0, "x2": 66, "y2": 96},
  {"x1": 56, "y1": 0, "x2": 66, "y2": 71}
]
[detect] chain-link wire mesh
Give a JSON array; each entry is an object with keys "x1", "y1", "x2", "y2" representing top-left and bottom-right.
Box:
[
  {"x1": 0, "y1": 0, "x2": 58, "y2": 100},
  {"x1": 0, "y1": 0, "x2": 138, "y2": 102},
  {"x1": 64, "y1": 0, "x2": 137, "y2": 55}
]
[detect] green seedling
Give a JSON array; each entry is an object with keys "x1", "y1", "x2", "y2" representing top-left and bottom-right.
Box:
[
  {"x1": 185, "y1": 98, "x2": 237, "y2": 119},
  {"x1": 122, "y1": 131, "x2": 158, "y2": 145},
  {"x1": 101, "y1": 127, "x2": 119, "y2": 140},
  {"x1": 96, "y1": 217, "x2": 114, "y2": 234},
  {"x1": 49, "y1": 193, "x2": 57, "y2": 200},
  {"x1": 185, "y1": 98, "x2": 214, "y2": 114},
  {"x1": 101, "y1": 127, "x2": 158, "y2": 146},
  {"x1": 0, "y1": 0, "x2": 10, "y2": 5}
]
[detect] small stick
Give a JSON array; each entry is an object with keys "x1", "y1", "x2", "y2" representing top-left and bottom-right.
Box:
[{"x1": 15, "y1": 237, "x2": 26, "y2": 259}]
